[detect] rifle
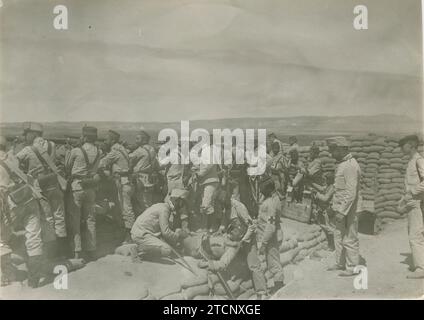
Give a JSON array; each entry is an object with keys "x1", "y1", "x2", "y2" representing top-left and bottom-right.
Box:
[
  {"x1": 154, "y1": 236, "x2": 198, "y2": 276},
  {"x1": 0, "y1": 159, "x2": 44, "y2": 201}
]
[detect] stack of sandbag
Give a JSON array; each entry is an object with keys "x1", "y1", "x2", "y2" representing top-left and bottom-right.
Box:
[
  {"x1": 375, "y1": 136, "x2": 405, "y2": 220},
  {"x1": 298, "y1": 146, "x2": 310, "y2": 165},
  {"x1": 319, "y1": 147, "x2": 336, "y2": 175},
  {"x1": 279, "y1": 224, "x2": 327, "y2": 265}
]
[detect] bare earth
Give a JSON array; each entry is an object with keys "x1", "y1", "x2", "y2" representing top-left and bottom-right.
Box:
[{"x1": 273, "y1": 219, "x2": 424, "y2": 300}]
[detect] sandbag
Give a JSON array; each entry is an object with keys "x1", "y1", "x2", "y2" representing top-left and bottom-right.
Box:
[
  {"x1": 181, "y1": 274, "x2": 208, "y2": 289},
  {"x1": 161, "y1": 293, "x2": 185, "y2": 300},
  {"x1": 183, "y1": 284, "x2": 210, "y2": 300},
  {"x1": 237, "y1": 289, "x2": 255, "y2": 300}
]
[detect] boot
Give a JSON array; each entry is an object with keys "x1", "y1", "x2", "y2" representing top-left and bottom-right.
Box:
[{"x1": 27, "y1": 255, "x2": 43, "y2": 288}]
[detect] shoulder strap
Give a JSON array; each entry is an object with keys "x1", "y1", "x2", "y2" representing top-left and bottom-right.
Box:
[
  {"x1": 79, "y1": 146, "x2": 100, "y2": 173},
  {"x1": 31, "y1": 146, "x2": 49, "y2": 170},
  {"x1": 47, "y1": 141, "x2": 53, "y2": 157}
]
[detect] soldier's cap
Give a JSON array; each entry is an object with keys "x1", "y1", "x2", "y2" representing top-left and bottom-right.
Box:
[
  {"x1": 289, "y1": 135, "x2": 297, "y2": 141},
  {"x1": 271, "y1": 140, "x2": 281, "y2": 148},
  {"x1": 268, "y1": 132, "x2": 277, "y2": 137},
  {"x1": 326, "y1": 136, "x2": 350, "y2": 148},
  {"x1": 23, "y1": 122, "x2": 43, "y2": 134},
  {"x1": 82, "y1": 126, "x2": 98, "y2": 137},
  {"x1": 399, "y1": 134, "x2": 419, "y2": 147},
  {"x1": 108, "y1": 130, "x2": 120, "y2": 140},
  {"x1": 169, "y1": 188, "x2": 190, "y2": 200}
]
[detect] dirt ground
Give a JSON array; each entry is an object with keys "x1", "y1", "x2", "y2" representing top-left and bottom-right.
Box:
[{"x1": 273, "y1": 219, "x2": 424, "y2": 300}]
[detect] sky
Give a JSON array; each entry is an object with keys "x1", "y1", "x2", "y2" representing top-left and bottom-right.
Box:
[{"x1": 0, "y1": 0, "x2": 422, "y2": 122}]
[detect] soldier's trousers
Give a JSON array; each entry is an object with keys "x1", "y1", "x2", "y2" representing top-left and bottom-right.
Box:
[
  {"x1": 132, "y1": 233, "x2": 172, "y2": 258},
  {"x1": 264, "y1": 237, "x2": 285, "y2": 283},
  {"x1": 406, "y1": 201, "x2": 424, "y2": 271},
  {"x1": 244, "y1": 242, "x2": 267, "y2": 293},
  {"x1": 116, "y1": 179, "x2": 135, "y2": 229},
  {"x1": 333, "y1": 211, "x2": 359, "y2": 270},
  {"x1": 135, "y1": 183, "x2": 153, "y2": 214},
  {"x1": 70, "y1": 189, "x2": 96, "y2": 253},
  {"x1": 40, "y1": 187, "x2": 67, "y2": 238}
]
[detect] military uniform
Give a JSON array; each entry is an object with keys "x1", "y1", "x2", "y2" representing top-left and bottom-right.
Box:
[
  {"x1": 403, "y1": 151, "x2": 424, "y2": 272},
  {"x1": 227, "y1": 198, "x2": 268, "y2": 294},
  {"x1": 256, "y1": 192, "x2": 285, "y2": 285},
  {"x1": 129, "y1": 143, "x2": 157, "y2": 212},
  {"x1": 270, "y1": 153, "x2": 288, "y2": 199},
  {"x1": 16, "y1": 131, "x2": 66, "y2": 240},
  {"x1": 66, "y1": 130, "x2": 101, "y2": 255},
  {"x1": 0, "y1": 148, "x2": 44, "y2": 287},
  {"x1": 331, "y1": 151, "x2": 361, "y2": 271},
  {"x1": 288, "y1": 158, "x2": 305, "y2": 202},
  {"x1": 131, "y1": 199, "x2": 181, "y2": 257},
  {"x1": 99, "y1": 141, "x2": 135, "y2": 230}
]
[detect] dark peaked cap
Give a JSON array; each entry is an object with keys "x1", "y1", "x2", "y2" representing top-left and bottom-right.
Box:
[
  {"x1": 108, "y1": 130, "x2": 120, "y2": 141},
  {"x1": 82, "y1": 126, "x2": 98, "y2": 137},
  {"x1": 399, "y1": 134, "x2": 419, "y2": 147}
]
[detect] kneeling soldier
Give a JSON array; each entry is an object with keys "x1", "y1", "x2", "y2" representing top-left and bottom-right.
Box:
[{"x1": 131, "y1": 188, "x2": 189, "y2": 258}]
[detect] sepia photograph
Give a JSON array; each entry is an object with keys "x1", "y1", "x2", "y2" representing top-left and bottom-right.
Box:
[{"x1": 0, "y1": 0, "x2": 423, "y2": 302}]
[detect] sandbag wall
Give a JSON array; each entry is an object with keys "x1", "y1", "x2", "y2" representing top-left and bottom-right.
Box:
[{"x1": 298, "y1": 134, "x2": 423, "y2": 223}]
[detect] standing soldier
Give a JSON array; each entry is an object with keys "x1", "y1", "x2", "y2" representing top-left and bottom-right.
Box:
[
  {"x1": 256, "y1": 177, "x2": 285, "y2": 292},
  {"x1": 326, "y1": 136, "x2": 362, "y2": 277},
  {"x1": 65, "y1": 126, "x2": 101, "y2": 260},
  {"x1": 129, "y1": 130, "x2": 157, "y2": 214},
  {"x1": 191, "y1": 145, "x2": 220, "y2": 232},
  {"x1": 16, "y1": 122, "x2": 67, "y2": 255},
  {"x1": 0, "y1": 136, "x2": 44, "y2": 288},
  {"x1": 269, "y1": 141, "x2": 289, "y2": 200},
  {"x1": 268, "y1": 132, "x2": 284, "y2": 157},
  {"x1": 287, "y1": 148, "x2": 305, "y2": 203},
  {"x1": 398, "y1": 135, "x2": 424, "y2": 279},
  {"x1": 304, "y1": 144, "x2": 324, "y2": 187},
  {"x1": 99, "y1": 130, "x2": 135, "y2": 244}
]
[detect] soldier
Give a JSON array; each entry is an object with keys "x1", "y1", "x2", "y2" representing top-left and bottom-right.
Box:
[
  {"x1": 326, "y1": 136, "x2": 362, "y2": 276},
  {"x1": 191, "y1": 145, "x2": 220, "y2": 232},
  {"x1": 15, "y1": 122, "x2": 67, "y2": 255},
  {"x1": 268, "y1": 132, "x2": 284, "y2": 157},
  {"x1": 0, "y1": 136, "x2": 44, "y2": 288},
  {"x1": 288, "y1": 135, "x2": 299, "y2": 152},
  {"x1": 65, "y1": 126, "x2": 102, "y2": 260},
  {"x1": 99, "y1": 130, "x2": 135, "y2": 244},
  {"x1": 269, "y1": 141, "x2": 289, "y2": 200},
  {"x1": 130, "y1": 188, "x2": 189, "y2": 258},
  {"x1": 256, "y1": 177, "x2": 285, "y2": 291},
  {"x1": 304, "y1": 144, "x2": 324, "y2": 187},
  {"x1": 287, "y1": 148, "x2": 305, "y2": 203},
  {"x1": 398, "y1": 135, "x2": 424, "y2": 279},
  {"x1": 129, "y1": 130, "x2": 157, "y2": 213},
  {"x1": 215, "y1": 190, "x2": 268, "y2": 298}
]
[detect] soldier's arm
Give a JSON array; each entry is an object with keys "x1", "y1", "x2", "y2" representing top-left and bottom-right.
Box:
[
  {"x1": 99, "y1": 150, "x2": 119, "y2": 169},
  {"x1": 208, "y1": 246, "x2": 240, "y2": 272},
  {"x1": 412, "y1": 157, "x2": 424, "y2": 197},
  {"x1": 158, "y1": 210, "x2": 179, "y2": 244}
]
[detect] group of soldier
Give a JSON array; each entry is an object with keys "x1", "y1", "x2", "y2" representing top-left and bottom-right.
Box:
[{"x1": 1, "y1": 122, "x2": 423, "y2": 296}]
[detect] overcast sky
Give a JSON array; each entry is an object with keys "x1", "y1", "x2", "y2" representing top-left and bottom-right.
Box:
[{"x1": 0, "y1": 0, "x2": 422, "y2": 122}]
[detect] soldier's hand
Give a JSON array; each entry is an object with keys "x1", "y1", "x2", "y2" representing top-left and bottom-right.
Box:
[{"x1": 198, "y1": 260, "x2": 208, "y2": 269}]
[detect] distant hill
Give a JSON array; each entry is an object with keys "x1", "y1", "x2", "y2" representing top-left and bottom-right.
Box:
[{"x1": 0, "y1": 114, "x2": 422, "y2": 145}]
